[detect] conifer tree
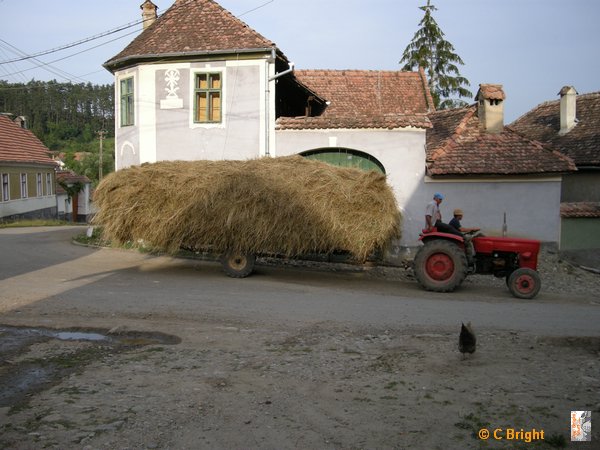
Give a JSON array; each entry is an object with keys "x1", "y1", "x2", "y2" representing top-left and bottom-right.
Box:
[{"x1": 400, "y1": 0, "x2": 472, "y2": 109}]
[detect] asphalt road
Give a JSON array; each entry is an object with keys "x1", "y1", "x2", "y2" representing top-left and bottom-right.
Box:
[{"x1": 1, "y1": 226, "x2": 599, "y2": 336}]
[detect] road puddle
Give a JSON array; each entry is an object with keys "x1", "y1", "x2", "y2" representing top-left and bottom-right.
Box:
[{"x1": 0, "y1": 325, "x2": 180, "y2": 410}]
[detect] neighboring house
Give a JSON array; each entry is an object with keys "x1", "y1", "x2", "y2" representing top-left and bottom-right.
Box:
[
  {"x1": 0, "y1": 114, "x2": 58, "y2": 221},
  {"x1": 103, "y1": 0, "x2": 573, "y2": 251},
  {"x1": 511, "y1": 88, "x2": 600, "y2": 250},
  {"x1": 426, "y1": 84, "x2": 575, "y2": 244},
  {"x1": 56, "y1": 170, "x2": 93, "y2": 223}
]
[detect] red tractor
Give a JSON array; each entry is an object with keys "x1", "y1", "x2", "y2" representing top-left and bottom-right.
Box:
[{"x1": 413, "y1": 229, "x2": 542, "y2": 299}]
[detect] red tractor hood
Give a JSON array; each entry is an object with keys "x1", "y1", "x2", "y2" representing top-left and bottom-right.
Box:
[{"x1": 473, "y1": 236, "x2": 541, "y2": 270}]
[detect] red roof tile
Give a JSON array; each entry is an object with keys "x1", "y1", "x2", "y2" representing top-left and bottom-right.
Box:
[
  {"x1": 561, "y1": 202, "x2": 600, "y2": 218},
  {"x1": 510, "y1": 91, "x2": 600, "y2": 167},
  {"x1": 105, "y1": 0, "x2": 276, "y2": 71},
  {"x1": 0, "y1": 115, "x2": 57, "y2": 167},
  {"x1": 277, "y1": 69, "x2": 433, "y2": 130},
  {"x1": 475, "y1": 84, "x2": 506, "y2": 101},
  {"x1": 426, "y1": 106, "x2": 576, "y2": 176}
]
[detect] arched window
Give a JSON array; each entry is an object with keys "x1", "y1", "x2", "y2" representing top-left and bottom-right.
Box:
[{"x1": 300, "y1": 148, "x2": 386, "y2": 174}]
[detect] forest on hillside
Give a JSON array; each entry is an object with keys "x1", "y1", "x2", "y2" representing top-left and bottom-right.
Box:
[{"x1": 0, "y1": 80, "x2": 115, "y2": 184}]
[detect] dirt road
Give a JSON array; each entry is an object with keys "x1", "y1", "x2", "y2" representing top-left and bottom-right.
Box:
[{"x1": 1, "y1": 227, "x2": 598, "y2": 449}]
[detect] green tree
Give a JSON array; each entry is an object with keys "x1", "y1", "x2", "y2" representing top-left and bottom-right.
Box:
[{"x1": 400, "y1": 0, "x2": 472, "y2": 109}]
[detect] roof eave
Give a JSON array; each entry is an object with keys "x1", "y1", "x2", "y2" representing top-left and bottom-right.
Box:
[{"x1": 104, "y1": 47, "x2": 280, "y2": 73}]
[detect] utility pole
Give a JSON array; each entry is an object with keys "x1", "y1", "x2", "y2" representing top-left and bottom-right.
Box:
[{"x1": 97, "y1": 130, "x2": 107, "y2": 181}]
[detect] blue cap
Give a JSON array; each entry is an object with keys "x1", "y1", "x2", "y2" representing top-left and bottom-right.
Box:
[{"x1": 434, "y1": 192, "x2": 444, "y2": 200}]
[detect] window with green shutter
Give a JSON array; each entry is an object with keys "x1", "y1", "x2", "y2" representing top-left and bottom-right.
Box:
[{"x1": 120, "y1": 77, "x2": 134, "y2": 127}]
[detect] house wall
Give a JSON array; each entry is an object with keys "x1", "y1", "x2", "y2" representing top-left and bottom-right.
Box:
[
  {"x1": 57, "y1": 184, "x2": 92, "y2": 222},
  {"x1": 0, "y1": 165, "x2": 56, "y2": 220},
  {"x1": 423, "y1": 177, "x2": 563, "y2": 244},
  {"x1": 275, "y1": 128, "x2": 427, "y2": 250},
  {"x1": 561, "y1": 170, "x2": 600, "y2": 202},
  {"x1": 114, "y1": 57, "x2": 272, "y2": 169},
  {"x1": 561, "y1": 218, "x2": 600, "y2": 250}
]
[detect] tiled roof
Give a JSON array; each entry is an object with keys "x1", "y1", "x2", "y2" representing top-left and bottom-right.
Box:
[
  {"x1": 56, "y1": 170, "x2": 91, "y2": 195},
  {"x1": 105, "y1": 0, "x2": 276, "y2": 70},
  {"x1": 561, "y1": 202, "x2": 600, "y2": 218},
  {"x1": 0, "y1": 115, "x2": 56, "y2": 166},
  {"x1": 426, "y1": 106, "x2": 576, "y2": 176},
  {"x1": 510, "y1": 91, "x2": 600, "y2": 167},
  {"x1": 277, "y1": 69, "x2": 434, "y2": 130}
]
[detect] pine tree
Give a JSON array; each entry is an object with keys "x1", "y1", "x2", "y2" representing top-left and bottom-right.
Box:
[{"x1": 400, "y1": 0, "x2": 472, "y2": 109}]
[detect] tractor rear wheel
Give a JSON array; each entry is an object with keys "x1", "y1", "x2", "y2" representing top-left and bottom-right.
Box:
[
  {"x1": 414, "y1": 240, "x2": 468, "y2": 292},
  {"x1": 507, "y1": 268, "x2": 541, "y2": 299},
  {"x1": 220, "y1": 251, "x2": 256, "y2": 278}
]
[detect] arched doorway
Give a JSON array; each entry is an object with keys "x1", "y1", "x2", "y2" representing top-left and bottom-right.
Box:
[{"x1": 300, "y1": 148, "x2": 386, "y2": 174}]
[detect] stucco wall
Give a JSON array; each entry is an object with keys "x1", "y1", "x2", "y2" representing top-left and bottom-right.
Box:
[
  {"x1": 423, "y1": 178, "x2": 563, "y2": 243},
  {"x1": 561, "y1": 171, "x2": 600, "y2": 202},
  {"x1": 561, "y1": 217, "x2": 600, "y2": 250},
  {"x1": 115, "y1": 59, "x2": 269, "y2": 169}
]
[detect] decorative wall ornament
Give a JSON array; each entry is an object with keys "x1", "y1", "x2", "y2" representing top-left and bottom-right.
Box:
[{"x1": 160, "y1": 68, "x2": 184, "y2": 109}]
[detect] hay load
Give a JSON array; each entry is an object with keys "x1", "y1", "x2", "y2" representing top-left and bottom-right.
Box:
[{"x1": 93, "y1": 156, "x2": 401, "y2": 261}]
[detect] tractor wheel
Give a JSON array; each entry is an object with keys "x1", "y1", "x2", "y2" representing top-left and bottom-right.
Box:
[
  {"x1": 414, "y1": 240, "x2": 468, "y2": 292},
  {"x1": 220, "y1": 251, "x2": 256, "y2": 278},
  {"x1": 507, "y1": 268, "x2": 541, "y2": 299}
]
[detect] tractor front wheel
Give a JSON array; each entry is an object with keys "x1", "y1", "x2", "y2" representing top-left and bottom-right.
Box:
[
  {"x1": 220, "y1": 251, "x2": 256, "y2": 278},
  {"x1": 507, "y1": 268, "x2": 541, "y2": 299},
  {"x1": 414, "y1": 240, "x2": 468, "y2": 292}
]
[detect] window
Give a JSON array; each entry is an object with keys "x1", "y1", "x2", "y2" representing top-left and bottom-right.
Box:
[
  {"x1": 46, "y1": 173, "x2": 52, "y2": 196},
  {"x1": 20, "y1": 173, "x2": 28, "y2": 198},
  {"x1": 37, "y1": 173, "x2": 43, "y2": 197},
  {"x1": 1, "y1": 173, "x2": 9, "y2": 202},
  {"x1": 120, "y1": 77, "x2": 134, "y2": 126},
  {"x1": 194, "y1": 73, "x2": 222, "y2": 123}
]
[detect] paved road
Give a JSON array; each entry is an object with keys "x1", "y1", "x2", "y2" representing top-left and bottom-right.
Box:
[{"x1": 1, "y1": 226, "x2": 599, "y2": 336}]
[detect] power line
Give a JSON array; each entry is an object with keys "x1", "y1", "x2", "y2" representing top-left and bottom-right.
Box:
[
  {"x1": 0, "y1": 29, "x2": 139, "y2": 80},
  {"x1": 0, "y1": 19, "x2": 146, "y2": 65}
]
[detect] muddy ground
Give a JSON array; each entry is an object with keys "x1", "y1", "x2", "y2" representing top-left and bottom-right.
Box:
[{"x1": 1, "y1": 243, "x2": 599, "y2": 449}]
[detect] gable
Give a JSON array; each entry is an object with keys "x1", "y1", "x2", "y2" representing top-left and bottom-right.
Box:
[{"x1": 105, "y1": 0, "x2": 276, "y2": 72}]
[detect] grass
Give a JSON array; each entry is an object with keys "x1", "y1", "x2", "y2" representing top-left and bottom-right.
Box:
[{"x1": 0, "y1": 219, "x2": 73, "y2": 228}]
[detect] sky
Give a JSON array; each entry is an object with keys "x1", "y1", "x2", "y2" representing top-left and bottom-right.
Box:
[{"x1": 1, "y1": 0, "x2": 599, "y2": 122}]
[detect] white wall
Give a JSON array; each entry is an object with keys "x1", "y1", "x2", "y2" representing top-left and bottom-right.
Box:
[
  {"x1": 423, "y1": 177, "x2": 563, "y2": 243},
  {"x1": 0, "y1": 196, "x2": 56, "y2": 219},
  {"x1": 114, "y1": 57, "x2": 272, "y2": 169}
]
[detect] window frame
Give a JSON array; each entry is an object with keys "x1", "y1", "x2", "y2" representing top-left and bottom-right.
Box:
[
  {"x1": 120, "y1": 76, "x2": 135, "y2": 127},
  {"x1": 20, "y1": 173, "x2": 28, "y2": 199},
  {"x1": 46, "y1": 173, "x2": 52, "y2": 196},
  {"x1": 36, "y1": 173, "x2": 43, "y2": 197},
  {"x1": 193, "y1": 72, "x2": 223, "y2": 124},
  {"x1": 1, "y1": 173, "x2": 9, "y2": 202}
]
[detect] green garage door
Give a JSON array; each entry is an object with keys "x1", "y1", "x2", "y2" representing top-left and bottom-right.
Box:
[{"x1": 301, "y1": 148, "x2": 385, "y2": 174}]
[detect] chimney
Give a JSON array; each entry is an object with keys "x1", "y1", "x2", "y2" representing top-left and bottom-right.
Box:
[
  {"x1": 475, "y1": 84, "x2": 505, "y2": 133},
  {"x1": 559, "y1": 86, "x2": 577, "y2": 135},
  {"x1": 14, "y1": 116, "x2": 27, "y2": 129},
  {"x1": 140, "y1": 0, "x2": 158, "y2": 30}
]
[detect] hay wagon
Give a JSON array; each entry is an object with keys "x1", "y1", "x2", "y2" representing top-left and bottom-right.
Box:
[{"x1": 93, "y1": 156, "x2": 401, "y2": 277}]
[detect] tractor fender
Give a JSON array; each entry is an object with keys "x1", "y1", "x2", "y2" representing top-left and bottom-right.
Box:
[{"x1": 419, "y1": 231, "x2": 465, "y2": 247}]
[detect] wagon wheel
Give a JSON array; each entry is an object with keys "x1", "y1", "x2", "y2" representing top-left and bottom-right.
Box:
[
  {"x1": 507, "y1": 268, "x2": 541, "y2": 299},
  {"x1": 414, "y1": 240, "x2": 468, "y2": 292},
  {"x1": 220, "y1": 251, "x2": 256, "y2": 278}
]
